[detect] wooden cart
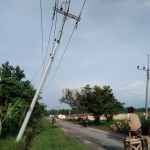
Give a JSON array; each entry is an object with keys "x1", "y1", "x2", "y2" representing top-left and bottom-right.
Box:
[{"x1": 125, "y1": 132, "x2": 150, "y2": 150}]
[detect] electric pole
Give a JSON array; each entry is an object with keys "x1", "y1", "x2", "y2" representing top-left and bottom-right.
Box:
[
  {"x1": 137, "y1": 54, "x2": 149, "y2": 120},
  {"x1": 16, "y1": 1, "x2": 80, "y2": 142}
]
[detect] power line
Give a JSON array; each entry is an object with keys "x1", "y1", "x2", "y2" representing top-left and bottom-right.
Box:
[
  {"x1": 42, "y1": 44, "x2": 60, "y2": 90},
  {"x1": 108, "y1": 61, "x2": 147, "y2": 84},
  {"x1": 41, "y1": 0, "x2": 70, "y2": 90},
  {"x1": 42, "y1": 0, "x2": 56, "y2": 77},
  {"x1": 105, "y1": 55, "x2": 147, "y2": 81},
  {"x1": 110, "y1": 71, "x2": 144, "y2": 86},
  {"x1": 44, "y1": 25, "x2": 76, "y2": 91},
  {"x1": 105, "y1": 61, "x2": 148, "y2": 90},
  {"x1": 108, "y1": 61, "x2": 147, "y2": 83},
  {"x1": 40, "y1": 0, "x2": 44, "y2": 73},
  {"x1": 109, "y1": 69, "x2": 138, "y2": 84},
  {"x1": 43, "y1": 16, "x2": 54, "y2": 65},
  {"x1": 43, "y1": 0, "x2": 87, "y2": 90},
  {"x1": 75, "y1": 0, "x2": 87, "y2": 28},
  {"x1": 40, "y1": 0, "x2": 59, "y2": 89},
  {"x1": 65, "y1": 0, "x2": 68, "y2": 10},
  {"x1": 113, "y1": 75, "x2": 146, "y2": 91},
  {"x1": 53, "y1": 3, "x2": 58, "y2": 49},
  {"x1": 80, "y1": 0, "x2": 87, "y2": 15},
  {"x1": 41, "y1": 0, "x2": 59, "y2": 73},
  {"x1": 52, "y1": 0, "x2": 60, "y2": 51}
]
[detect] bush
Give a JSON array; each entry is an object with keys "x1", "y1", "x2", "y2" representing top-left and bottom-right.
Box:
[{"x1": 141, "y1": 120, "x2": 150, "y2": 135}]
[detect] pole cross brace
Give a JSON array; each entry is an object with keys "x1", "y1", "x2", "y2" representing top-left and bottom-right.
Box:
[{"x1": 53, "y1": 7, "x2": 81, "y2": 21}]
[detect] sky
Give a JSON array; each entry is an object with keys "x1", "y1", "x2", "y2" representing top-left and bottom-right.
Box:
[{"x1": 0, "y1": 0, "x2": 150, "y2": 111}]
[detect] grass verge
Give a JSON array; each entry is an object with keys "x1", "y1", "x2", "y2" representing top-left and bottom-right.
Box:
[
  {"x1": 0, "y1": 130, "x2": 24, "y2": 150},
  {"x1": 30, "y1": 118, "x2": 87, "y2": 150},
  {"x1": 0, "y1": 118, "x2": 87, "y2": 150}
]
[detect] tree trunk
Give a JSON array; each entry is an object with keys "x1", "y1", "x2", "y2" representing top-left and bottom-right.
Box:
[{"x1": 94, "y1": 115, "x2": 100, "y2": 122}]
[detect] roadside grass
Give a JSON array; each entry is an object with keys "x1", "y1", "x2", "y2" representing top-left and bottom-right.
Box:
[
  {"x1": 2, "y1": 116, "x2": 150, "y2": 150},
  {"x1": 0, "y1": 118, "x2": 87, "y2": 150},
  {"x1": 30, "y1": 118, "x2": 87, "y2": 150},
  {"x1": 0, "y1": 122, "x2": 40, "y2": 150},
  {"x1": 0, "y1": 129, "x2": 25, "y2": 150}
]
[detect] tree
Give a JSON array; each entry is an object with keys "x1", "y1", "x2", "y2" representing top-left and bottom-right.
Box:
[
  {"x1": 60, "y1": 84, "x2": 125, "y2": 122},
  {"x1": 60, "y1": 88, "x2": 79, "y2": 109},
  {"x1": 0, "y1": 61, "x2": 25, "y2": 106},
  {"x1": 0, "y1": 61, "x2": 46, "y2": 135}
]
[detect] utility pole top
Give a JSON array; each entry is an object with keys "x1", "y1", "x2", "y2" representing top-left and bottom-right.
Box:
[{"x1": 53, "y1": 7, "x2": 81, "y2": 21}]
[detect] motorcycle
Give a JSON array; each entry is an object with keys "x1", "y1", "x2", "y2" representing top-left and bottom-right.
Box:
[{"x1": 83, "y1": 119, "x2": 88, "y2": 127}]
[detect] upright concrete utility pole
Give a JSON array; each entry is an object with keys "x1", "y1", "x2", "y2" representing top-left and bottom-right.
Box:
[
  {"x1": 16, "y1": 1, "x2": 80, "y2": 142},
  {"x1": 137, "y1": 54, "x2": 149, "y2": 120}
]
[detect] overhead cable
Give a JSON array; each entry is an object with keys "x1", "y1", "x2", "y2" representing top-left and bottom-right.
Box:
[
  {"x1": 40, "y1": 0, "x2": 59, "y2": 89},
  {"x1": 113, "y1": 75, "x2": 146, "y2": 91},
  {"x1": 42, "y1": 1, "x2": 56, "y2": 73},
  {"x1": 40, "y1": 0, "x2": 44, "y2": 73},
  {"x1": 75, "y1": 0, "x2": 87, "y2": 28},
  {"x1": 44, "y1": 25, "x2": 76, "y2": 91},
  {"x1": 105, "y1": 55, "x2": 147, "y2": 81},
  {"x1": 43, "y1": 0, "x2": 87, "y2": 90},
  {"x1": 80, "y1": 0, "x2": 87, "y2": 15},
  {"x1": 41, "y1": 0, "x2": 61, "y2": 90},
  {"x1": 109, "y1": 61, "x2": 147, "y2": 84},
  {"x1": 110, "y1": 71, "x2": 144, "y2": 86},
  {"x1": 108, "y1": 61, "x2": 147, "y2": 83}
]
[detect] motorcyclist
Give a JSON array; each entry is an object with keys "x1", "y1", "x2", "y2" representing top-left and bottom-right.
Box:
[{"x1": 82, "y1": 114, "x2": 88, "y2": 127}]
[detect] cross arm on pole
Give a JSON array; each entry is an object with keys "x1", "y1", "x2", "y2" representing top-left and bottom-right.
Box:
[{"x1": 53, "y1": 7, "x2": 81, "y2": 21}]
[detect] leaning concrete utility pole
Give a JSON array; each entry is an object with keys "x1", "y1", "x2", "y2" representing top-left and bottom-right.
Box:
[
  {"x1": 16, "y1": 1, "x2": 80, "y2": 142},
  {"x1": 137, "y1": 54, "x2": 149, "y2": 120}
]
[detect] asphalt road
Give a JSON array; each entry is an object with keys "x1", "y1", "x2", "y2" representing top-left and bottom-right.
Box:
[{"x1": 45, "y1": 117, "x2": 125, "y2": 150}]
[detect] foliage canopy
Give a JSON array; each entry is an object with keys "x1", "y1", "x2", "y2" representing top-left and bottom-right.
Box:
[
  {"x1": 0, "y1": 61, "x2": 47, "y2": 136},
  {"x1": 60, "y1": 84, "x2": 125, "y2": 121}
]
